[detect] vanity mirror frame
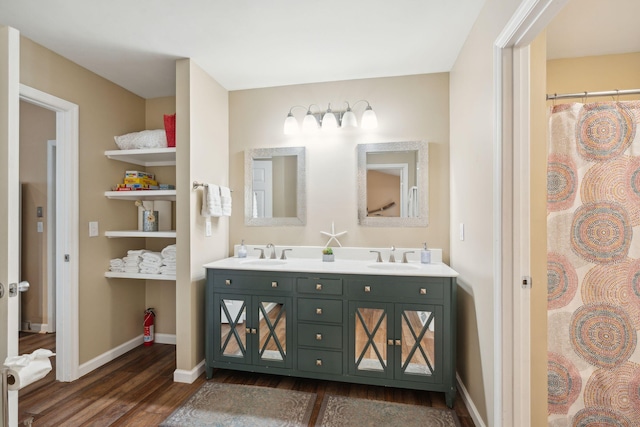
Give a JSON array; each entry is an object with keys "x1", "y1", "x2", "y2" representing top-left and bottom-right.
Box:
[
  {"x1": 357, "y1": 141, "x2": 428, "y2": 227},
  {"x1": 244, "y1": 146, "x2": 306, "y2": 226}
]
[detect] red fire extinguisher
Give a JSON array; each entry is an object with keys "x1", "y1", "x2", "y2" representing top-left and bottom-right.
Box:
[{"x1": 143, "y1": 308, "x2": 155, "y2": 346}]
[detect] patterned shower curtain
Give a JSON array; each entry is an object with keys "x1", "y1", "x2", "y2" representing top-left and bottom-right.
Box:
[{"x1": 547, "y1": 101, "x2": 640, "y2": 426}]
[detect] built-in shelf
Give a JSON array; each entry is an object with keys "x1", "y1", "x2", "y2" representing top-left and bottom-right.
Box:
[
  {"x1": 105, "y1": 272, "x2": 176, "y2": 281},
  {"x1": 105, "y1": 147, "x2": 176, "y2": 166},
  {"x1": 105, "y1": 230, "x2": 177, "y2": 238},
  {"x1": 105, "y1": 190, "x2": 176, "y2": 201}
]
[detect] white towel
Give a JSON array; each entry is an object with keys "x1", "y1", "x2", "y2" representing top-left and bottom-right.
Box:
[
  {"x1": 161, "y1": 244, "x2": 176, "y2": 257},
  {"x1": 140, "y1": 261, "x2": 162, "y2": 270},
  {"x1": 110, "y1": 258, "x2": 124, "y2": 267},
  {"x1": 252, "y1": 192, "x2": 258, "y2": 218},
  {"x1": 160, "y1": 265, "x2": 176, "y2": 274},
  {"x1": 162, "y1": 258, "x2": 176, "y2": 267},
  {"x1": 407, "y1": 186, "x2": 419, "y2": 218},
  {"x1": 201, "y1": 184, "x2": 222, "y2": 217},
  {"x1": 141, "y1": 252, "x2": 163, "y2": 263},
  {"x1": 220, "y1": 186, "x2": 232, "y2": 216},
  {"x1": 127, "y1": 249, "x2": 148, "y2": 256}
]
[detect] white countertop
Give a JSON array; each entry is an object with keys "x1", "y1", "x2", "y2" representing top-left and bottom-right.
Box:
[{"x1": 203, "y1": 255, "x2": 458, "y2": 278}]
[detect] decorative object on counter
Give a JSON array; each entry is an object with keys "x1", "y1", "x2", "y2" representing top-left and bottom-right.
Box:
[
  {"x1": 283, "y1": 100, "x2": 378, "y2": 135},
  {"x1": 163, "y1": 113, "x2": 176, "y2": 148},
  {"x1": 238, "y1": 240, "x2": 247, "y2": 258},
  {"x1": 114, "y1": 129, "x2": 167, "y2": 150},
  {"x1": 421, "y1": 242, "x2": 431, "y2": 264},
  {"x1": 322, "y1": 247, "x2": 334, "y2": 262},
  {"x1": 320, "y1": 221, "x2": 347, "y2": 247}
]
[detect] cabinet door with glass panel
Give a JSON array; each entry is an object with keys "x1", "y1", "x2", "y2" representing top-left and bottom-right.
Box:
[
  {"x1": 348, "y1": 301, "x2": 442, "y2": 384},
  {"x1": 213, "y1": 293, "x2": 292, "y2": 369}
]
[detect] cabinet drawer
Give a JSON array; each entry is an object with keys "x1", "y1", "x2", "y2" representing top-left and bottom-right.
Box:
[
  {"x1": 298, "y1": 349, "x2": 342, "y2": 375},
  {"x1": 213, "y1": 275, "x2": 293, "y2": 292},
  {"x1": 347, "y1": 279, "x2": 444, "y2": 300},
  {"x1": 297, "y1": 298, "x2": 342, "y2": 323},
  {"x1": 298, "y1": 323, "x2": 343, "y2": 350},
  {"x1": 297, "y1": 277, "x2": 343, "y2": 295}
]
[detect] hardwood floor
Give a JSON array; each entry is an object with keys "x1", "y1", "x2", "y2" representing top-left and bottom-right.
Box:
[{"x1": 18, "y1": 333, "x2": 475, "y2": 426}]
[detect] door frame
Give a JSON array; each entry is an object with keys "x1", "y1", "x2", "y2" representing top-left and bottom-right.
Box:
[
  {"x1": 19, "y1": 84, "x2": 79, "y2": 383},
  {"x1": 495, "y1": 0, "x2": 568, "y2": 425},
  {"x1": 46, "y1": 139, "x2": 56, "y2": 333}
]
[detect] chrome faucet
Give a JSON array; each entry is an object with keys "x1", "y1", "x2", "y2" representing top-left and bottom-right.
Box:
[
  {"x1": 402, "y1": 251, "x2": 415, "y2": 263},
  {"x1": 266, "y1": 243, "x2": 277, "y2": 259},
  {"x1": 370, "y1": 250, "x2": 383, "y2": 263},
  {"x1": 388, "y1": 246, "x2": 396, "y2": 263}
]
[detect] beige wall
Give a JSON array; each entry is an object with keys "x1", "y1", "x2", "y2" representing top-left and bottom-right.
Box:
[
  {"x1": 530, "y1": 31, "x2": 548, "y2": 427},
  {"x1": 144, "y1": 96, "x2": 177, "y2": 336},
  {"x1": 21, "y1": 36, "x2": 147, "y2": 364},
  {"x1": 547, "y1": 52, "x2": 640, "y2": 101},
  {"x1": 19, "y1": 100, "x2": 55, "y2": 327},
  {"x1": 176, "y1": 59, "x2": 229, "y2": 371},
  {"x1": 229, "y1": 74, "x2": 450, "y2": 261},
  {"x1": 449, "y1": 0, "x2": 525, "y2": 425}
]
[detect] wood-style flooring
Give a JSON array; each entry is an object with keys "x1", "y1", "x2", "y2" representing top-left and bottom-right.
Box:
[{"x1": 18, "y1": 332, "x2": 475, "y2": 426}]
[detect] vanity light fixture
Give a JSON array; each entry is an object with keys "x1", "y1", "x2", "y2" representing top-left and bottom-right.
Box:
[{"x1": 283, "y1": 100, "x2": 378, "y2": 134}]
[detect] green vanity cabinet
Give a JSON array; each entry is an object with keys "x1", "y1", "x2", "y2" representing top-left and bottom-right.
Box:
[{"x1": 205, "y1": 267, "x2": 457, "y2": 408}]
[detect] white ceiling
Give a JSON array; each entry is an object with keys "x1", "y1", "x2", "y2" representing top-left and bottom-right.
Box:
[
  {"x1": 0, "y1": 0, "x2": 486, "y2": 99},
  {"x1": 547, "y1": 0, "x2": 640, "y2": 60}
]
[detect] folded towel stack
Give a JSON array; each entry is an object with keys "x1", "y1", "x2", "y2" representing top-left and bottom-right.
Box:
[
  {"x1": 140, "y1": 252, "x2": 162, "y2": 274},
  {"x1": 161, "y1": 244, "x2": 177, "y2": 275},
  {"x1": 109, "y1": 258, "x2": 125, "y2": 273}
]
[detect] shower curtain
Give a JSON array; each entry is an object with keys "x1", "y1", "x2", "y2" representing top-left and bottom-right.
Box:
[{"x1": 547, "y1": 101, "x2": 640, "y2": 426}]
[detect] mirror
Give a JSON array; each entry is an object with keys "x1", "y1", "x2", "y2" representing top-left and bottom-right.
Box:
[
  {"x1": 244, "y1": 146, "x2": 306, "y2": 226},
  {"x1": 357, "y1": 141, "x2": 428, "y2": 227}
]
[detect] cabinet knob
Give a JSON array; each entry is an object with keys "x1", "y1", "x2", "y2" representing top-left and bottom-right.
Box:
[
  {"x1": 316, "y1": 333, "x2": 322, "y2": 341},
  {"x1": 316, "y1": 308, "x2": 323, "y2": 315},
  {"x1": 271, "y1": 281, "x2": 278, "y2": 288},
  {"x1": 364, "y1": 286, "x2": 371, "y2": 293},
  {"x1": 316, "y1": 359, "x2": 322, "y2": 366},
  {"x1": 316, "y1": 283, "x2": 322, "y2": 291},
  {"x1": 246, "y1": 327, "x2": 251, "y2": 334},
  {"x1": 420, "y1": 288, "x2": 427, "y2": 295},
  {"x1": 387, "y1": 339, "x2": 394, "y2": 346},
  {"x1": 225, "y1": 279, "x2": 232, "y2": 286},
  {"x1": 251, "y1": 328, "x2": 257, "y2": 334},
  {"x1": 395, "y1": 339, "x2": 402, "y2": 346}
]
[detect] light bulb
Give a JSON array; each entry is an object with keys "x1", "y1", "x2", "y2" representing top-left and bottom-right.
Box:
[
  {"x1": 283, "y1": 113, "x2": 299, "y2": 135},
  {"x1": 302, "y1": 111, "x2": 319, "y2": 132},
  {"x1": 361, "y1": 106, "x2": 378, "y2": 129},
  {"x1": 321, "y1": 106, "x2": 338, "y2": 130},
  {"x1": 341, "y1": 108, "x2": 357, "y2": 128}
]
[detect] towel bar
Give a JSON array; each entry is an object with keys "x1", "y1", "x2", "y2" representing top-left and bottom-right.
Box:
[{"x1": 192, "y1": 181, "x2": 233, "y2": 191}]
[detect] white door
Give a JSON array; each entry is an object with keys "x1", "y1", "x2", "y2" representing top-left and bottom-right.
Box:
[
  {"x1": 0, "y1": 25, "x2": 21, "y2": 427},
  {"x1": 252, "y1": 159, "x2": 273, "y2": 218}
]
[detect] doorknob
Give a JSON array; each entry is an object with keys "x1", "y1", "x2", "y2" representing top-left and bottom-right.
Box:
[
  {"x1": 18, "y1": 281, "x2": 30, "y2": 292},
  {"x1": 9, "y1": 281, "x2": 29, "y2": 297}
]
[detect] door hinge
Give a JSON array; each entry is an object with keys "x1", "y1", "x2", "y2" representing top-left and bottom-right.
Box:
[
  {"x1": 64, "y1": 254, "x2": 70, "y2": 262},
  {"x1": 522, "y1": 275, "x2": 532, "y2": 289}
]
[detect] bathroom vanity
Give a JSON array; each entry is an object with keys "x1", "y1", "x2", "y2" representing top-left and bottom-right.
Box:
[{"x1": 204, "y1": 251, "x2": 458, "y2": 407}]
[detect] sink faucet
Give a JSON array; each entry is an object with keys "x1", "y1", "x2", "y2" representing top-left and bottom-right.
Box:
[
  {"x1": 389, "y1": 246, "x2": 396, "y2": 263},
  {"x1": 266, "y1": 243, "x2": 276, "y2": 259}
]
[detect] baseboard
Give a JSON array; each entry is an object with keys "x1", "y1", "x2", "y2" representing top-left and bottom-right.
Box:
[
  {"x1": 21, "y1": 322, "x2": 49, "y2": 333},
  {"x1": 457, "y1": 373, "x2": 486, "y2": 427},
  {"x1": 78, "y1": 335, "x2": 143, "y2": 377},
  {"x1": 173, "y1": 359, "x2": 205, "y2": 384},
  {"x1": 155, "y1": 333, "x2": 176, "y2": 345}
]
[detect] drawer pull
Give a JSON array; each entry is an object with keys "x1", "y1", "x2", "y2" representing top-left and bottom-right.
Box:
[
  {"x1": 251, "y1": 328, "x2": 257, "y2": 334},
  {"x1": 420, "y1": 288, "x2": 427, "y2": 295},
  {"x1": 225, "y1": 279, "x2": 232, "y2": 286},
  {"x1": 388, "y1": 339, "x2": 394, "y2": 346},
  {"x1": 271, "y1": 281, "x2": 278, "y2": 288},
  {"x1": 316, "y1": 359, "x2": 322, "y2": 366},
  {"x1": 316, "y1": 308, "x2": 323, "y2": 315},
  {"x1": 316, "y1": 333, "x2": 322, "y2": 341},
  {"x1": 316, "y1": 283, "x2": 322, "y2": 291},
  {"x1": 395, "y1": 339, "x2": 402, "y2": 346},
  {"x1": 364, "y1": 286, "x2": 371, "y2": 293},
  {"x1": 246, "y1": 327, "x2": 251, "y2": 334}
]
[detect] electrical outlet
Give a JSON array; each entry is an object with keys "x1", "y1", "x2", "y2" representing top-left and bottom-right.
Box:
[
  {"x1": 37, "y1": 221, "x2": 43, "y2": 233},
  {"x1": 205, "y1": 219, "x2": 212, "y2": 237},
  {"x1": 89, "y1": 221, "x2": 99, "y2": 237}
]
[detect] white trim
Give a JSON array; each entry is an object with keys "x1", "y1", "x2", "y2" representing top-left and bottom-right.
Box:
[
  {"x1": 46, "y1": 139, "x2": 56, "y2": 333},
  {"x1": 78, "y1": 335, "x2": 143, "y2": 377},
  {"x1": 457, "y1": 373, "x2": 487, "y2": 427},
  {"x1": 173, "y1": 359, "x2": 205, "y2": 384},
  {"x1": 155, "y1": 333, "x2": 176, "y2": 345},
  {"x1": 19, "y1": 84, "x2": 80, "y2": 383},
  {"x1": 495, "y1": 1, "x2": 570, "y2": 426}
]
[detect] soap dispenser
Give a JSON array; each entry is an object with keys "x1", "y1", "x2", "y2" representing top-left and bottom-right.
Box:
[
  {"x1": 421, "y1": 242, "x2": 431, "y2": 264},
  {"x1": 238, "y1": 240, "x2": 247, "y2": 258}
]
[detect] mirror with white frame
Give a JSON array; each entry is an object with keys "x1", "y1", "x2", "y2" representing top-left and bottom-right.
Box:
[
  {"x1": 357, "y1": 141, "x2": 428, "y2": 227},
  {"x1": 244, "y1": 146, "x2": 306, "y2": 226}
]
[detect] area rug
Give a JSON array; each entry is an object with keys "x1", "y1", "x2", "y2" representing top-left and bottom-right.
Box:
[
  {"x1": 316, "y1": 394, "x2": 460, "y2": 427},
  {"x1": 160, "y1": 382, "x2": 315, "y2": 427}
]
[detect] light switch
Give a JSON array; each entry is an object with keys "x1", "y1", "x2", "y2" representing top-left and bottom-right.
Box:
[
  {"x1": 459, "y1": 223, "x2": 465, "y2": 241},
  {"x1": 36, "y1": 207, "x2": 43, "y2": 218},
  {"x1": 205, "y1": 219, "x2": 212, "y2": 237},
  {"x1": 37, "y1": 221, "x2": 43, "y2": 233},
  {"x1": 89, "y1": 221, "x2": 99, "y2": 237}
]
